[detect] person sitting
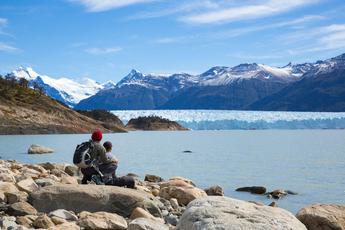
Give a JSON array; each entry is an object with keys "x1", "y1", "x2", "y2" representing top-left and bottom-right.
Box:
[
  {"x1": 80, "y1": 130, "x2": 116, "y2": 184},
  {"x1": 101, "y1": 141, "x2": 135, "y2": 189}
]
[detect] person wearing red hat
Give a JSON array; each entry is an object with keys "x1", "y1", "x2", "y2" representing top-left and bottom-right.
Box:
[{"x1": 81, "y1": 130, "x2": 116, "y2": 184}]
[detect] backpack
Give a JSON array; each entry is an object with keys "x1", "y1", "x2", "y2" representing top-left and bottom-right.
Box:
[{"x1": 73, "y1": 141, "x2": 95, "y2": 168}]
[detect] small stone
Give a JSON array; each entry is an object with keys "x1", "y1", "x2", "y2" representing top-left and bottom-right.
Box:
[
  {"x1": 169, "y1": 177, "x2": 195, "y2": 187},
  {"x1": 28, "y1": 144, "x2": 54, "y2": 154},
  {"x1": 35, "y1": 178, "x2": 56, "y2": 187},
  {"x1": 5, "y1": 191, "x2": 28, "y2": 204},
  {"x1": 0, "y1": 182, "x2": 20, "y2": 194},
  {"x1": 170, "y1": 198, "x2": 179, "y2": 210},
  {"x1": 7, "y1": 201, "x2": 38, "y2": 216},
  {"x1": 60, "y1": 176, "x2": 78, "y2": 185},
  {"x1": 25, "y1": 164, "x2": 48, "y2": 174},
  {"x1": 205, "y1": 185, "x2": 224, "y2": 196},
  {"x1": 0, "y1": 216, "x2": 20, "y2": 230},
  {"x1": 268, "y1": 189, "x2": 288, "y2": 199},
  {"x1": 18, "y1": 168, "x2": 41, "y2": 179},
  {"x1": 39, "y1": 162, "x2": 55, "y2": 171},
  {"x1": 164, "y1": 214, "x2": 178, "y2": 226},
  {"x1": 78, "y1": 211, "x2": 127, "y2": 230},
  {"x1": 16, "y1": 178, "x2": 39, "y2": 194},
  {"x1": 161, "y1": 210, "x2": 169, "y2": 217},
  {"x1": 0, "y1": 192, "x2": 6, "y2": 203},
  {"x1": 127, "y1": 173, "x2": 139, "y2": 178},
  {"x1": 48, "y1": 222, "x2": 80, "y2": 230},
  {"x1": 151, "y1": 189, "x2": 159, "y2": 197},
  {"x1": 144, "y1": 174, "x2": 164, "y2": 183},
  {"x1": 33, "y1": 214, "x2": 55, "y2": 229},
  {"x1": 64, "y1": 165, "x2": 79, "y2": 176},
  {"x1": 50, "y1": 216, "x2": 67, "y2": 225},
  {"x1": 128, "y1": 217, "x2": 169, "y2": 230},
  {"x1": 130, "y1": 207, "x2": 156, "y2": 220},
  {"x1": 49, "y1": 209, "x2": 78, "y2": 221},
  {"x1": 269, "y1": 202, "x2": 277, "y2": 207},
  {"x1": 16, "y1": 216, "x2": 35, "y2": 228}
]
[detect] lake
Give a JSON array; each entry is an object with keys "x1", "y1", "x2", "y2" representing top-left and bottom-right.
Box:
[{"x1": 0, "y1": 130, "x2": 344, "y2": 214}]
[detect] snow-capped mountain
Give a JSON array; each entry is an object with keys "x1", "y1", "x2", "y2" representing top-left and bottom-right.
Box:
[
  {"x1": 116, "y1": 69, "x2": 197, "y2": 90},
  {"x1": 9, "y1": 67, "x2": 114, "y2": 107},
  {"x1": 76, "y1": 53, "x2": 345, "y2": 111}
]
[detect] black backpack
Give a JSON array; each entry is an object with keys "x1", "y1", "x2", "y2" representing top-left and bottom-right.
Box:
[{"x1": 73, "y1": 141, "x2": 95, "y2": 168}]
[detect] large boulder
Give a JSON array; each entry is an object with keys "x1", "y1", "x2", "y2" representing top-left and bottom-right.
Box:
[
  {"x1": 77, "y1": 211, "x2": 127, "y2": 230},
  {"x1": 159, "y1": 180, "x2": 207, "y2": 206},
  {"x1": 30, "y1": 184, "x2": 161, "y2": 217},
  {"x1": 177, "y1": 196, "x2": 307, "y2": 230},
  {"x1": 296, "y1": 204, "x2": 345, "y2": 230},
  {"x1": 28, "y1": 144, "x2": 54, "y2": 154}
]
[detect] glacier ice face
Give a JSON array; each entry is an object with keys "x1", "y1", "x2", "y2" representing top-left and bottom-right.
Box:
[{"x1": 112, "y1": 110, "x2": 345, "y2": 130}]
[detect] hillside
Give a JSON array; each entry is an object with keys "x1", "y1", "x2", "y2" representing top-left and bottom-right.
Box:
[{"x1": 0, "y1": 78, "x2": 126, "y2": 134}]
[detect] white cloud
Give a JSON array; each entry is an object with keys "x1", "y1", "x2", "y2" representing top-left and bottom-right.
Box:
[
  {"x1": 284, "y1": 24, "x2": 345, "y2": 54},
  {"x1": 128, "y1": 0, "x2": 219, "y2": 20},
  {"x1": 0, "y1": 42, "x2": 19, "y2": 53},
  {"x1": 70, "y1": 0, "x2": 154, "y2": 12},
  {"x1": 85, "y1": 47, "x2": 122, "y2": 54},
  {"x1": 181, "y1": 0, "x2": 319, "y2": 24},
  {"x1": 215, "y1": 15, "x2": 325, "y2": 38}
]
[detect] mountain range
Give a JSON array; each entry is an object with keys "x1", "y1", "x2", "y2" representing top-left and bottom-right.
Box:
[
  {"x1": 6, "y1": 53, "x2": 345, "y2": 112},
  {"x1": 8, "y1": 67, "x2": 116, "y2": 107}
]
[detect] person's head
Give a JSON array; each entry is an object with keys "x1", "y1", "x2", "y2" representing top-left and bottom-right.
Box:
[
  {"x1": 103, "y1": 141, "x2": 112, "y2": 152},
  {"x1": 91, "y1": 130, "x2": 102, "y2": 142}
]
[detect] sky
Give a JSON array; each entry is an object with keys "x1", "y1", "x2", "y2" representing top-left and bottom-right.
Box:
[{"x1": 0, "y1": 0, "x2": 345, "y2": 83}]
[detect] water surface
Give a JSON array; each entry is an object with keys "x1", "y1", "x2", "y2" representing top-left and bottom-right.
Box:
[{"x1": 0, "y1": 130, "x2": 344, "y2": 214}]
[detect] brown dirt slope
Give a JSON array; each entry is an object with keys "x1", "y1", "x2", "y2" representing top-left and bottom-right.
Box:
[{"x1": 0, "y1": 78, "x2": 127, "y2": 134}]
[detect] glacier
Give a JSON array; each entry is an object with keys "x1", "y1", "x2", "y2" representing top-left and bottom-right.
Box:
[{"x1": 111, "y1": 110, "x2": 345, "y2": 130}]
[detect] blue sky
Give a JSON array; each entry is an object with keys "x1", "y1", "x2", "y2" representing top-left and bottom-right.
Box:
[{"x1": 1, "y1": 0, "x2": 345, "y2": 83}]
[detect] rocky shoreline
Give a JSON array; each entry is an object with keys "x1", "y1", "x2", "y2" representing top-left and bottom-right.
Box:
[{"x1": 0, "y1": 160, "x2": 344, "y2": 230}]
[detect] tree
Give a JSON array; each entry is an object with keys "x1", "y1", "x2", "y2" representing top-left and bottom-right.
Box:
[
  {"x1": 33, "y1": 82, "x2": 44, "y2": 96},
  {"x1": 18, "y1": 78, "x2": 29, "y2": 88}
]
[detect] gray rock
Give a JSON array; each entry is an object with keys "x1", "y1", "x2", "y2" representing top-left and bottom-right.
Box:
[
  {"x1": 34, "y1": 178, "x2": 56, "y2": 187},
  {"x1": 49, "y1": 209, "x2": 78, "y2": 221},
  {"x1": 30, "y1": 184, "x2": 160, "y2": 217},
  {"x1": 6, "y1": 202, "x2": 38, "y2": 216},
  {"x1": 0, "y1": 216, "x2": 27, "y2": 230},
  {"x1": 27, "y1": 144, "x2": 54, "y2": 154},
  {"x1": 165, "y1": 214, "x2": 179, "y2": 226},
  {"x1": 177, "y1": 196, "x2": 307, "y2": 230},
  {"x1": 64, "y1": 165, "x2": 79, "y2": 176},
  {"x1": 128, "y1": 218, "x2": 169, "y2": 230},
  {"x1": 296, "y1": 204, "x2": 345, "y2": 230},
  {"x1": 204, "y1": 185, "x2": 224, "y2": 196},
  {"x1": 144, "y1": 174, "x2": 164, "y2": 183},
  {"x1": 236, "y1": 186, "x2": 267, "y2": 194}
]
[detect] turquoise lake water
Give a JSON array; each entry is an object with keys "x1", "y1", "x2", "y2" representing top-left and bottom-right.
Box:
[{"x1": 0, "y1": 130, "x2": 344, "y2": 214}]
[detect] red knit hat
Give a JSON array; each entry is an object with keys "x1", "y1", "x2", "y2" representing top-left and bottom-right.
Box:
[{"x1": 91, "y1": 130, "x2": 103, "y2": 142}]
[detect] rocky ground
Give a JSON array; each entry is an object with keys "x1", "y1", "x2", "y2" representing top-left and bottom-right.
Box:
[{"x1": 0, "y1": 160, "x2": 344, "y2": 230}]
